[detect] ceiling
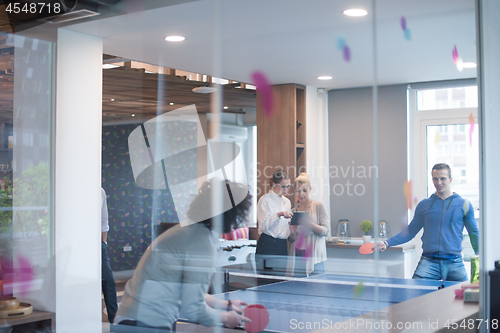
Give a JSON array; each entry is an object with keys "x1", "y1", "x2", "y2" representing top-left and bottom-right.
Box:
[
  {"x1": 101, "y1": 67, "x2": 256, "y2": 123},
  {"x1": 63, "y1": 0, "x2": 477, "y2": 90}
]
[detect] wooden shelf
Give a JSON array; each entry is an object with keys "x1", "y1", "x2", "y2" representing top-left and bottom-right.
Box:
[
  {"x1": 257, "y1": 84, "x2": 306, "y2": 204},
  {"x1": 0, "y1": 310, "x2": 55, "y2": 331}
]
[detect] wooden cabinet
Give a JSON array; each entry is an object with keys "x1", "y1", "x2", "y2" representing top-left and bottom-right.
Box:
[{"x1": 256, "y1": 84, "x2": 306, "y2": 204}]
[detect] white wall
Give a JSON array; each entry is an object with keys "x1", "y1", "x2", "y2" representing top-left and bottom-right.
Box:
[
  {"x1": 328, "y1": 86, "x2": 408, "y2": 238},
  {"x1": 306, "y1": 86, "x2": 330, "y2": 232},
  {"x1": 55, "y1": 29, "x2": 103, "y2": 332}
]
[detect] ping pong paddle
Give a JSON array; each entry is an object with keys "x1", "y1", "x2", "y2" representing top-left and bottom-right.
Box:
[
  {"x1": 359, "y1": 242, "x2": 375, "y2": 254},
  {"x1": 243, "y1": 304, "x2": 270, "y2": 333}
]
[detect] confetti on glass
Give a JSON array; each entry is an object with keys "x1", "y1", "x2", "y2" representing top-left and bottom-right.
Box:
[
  {"x1": 295, "y1": 229, "x2": 305, "y2": 249},
  {"x1": 404, "y1": 180, "x2": 412, "y2": 210},
  {"x1": 17, "y1": 255, "x2": 34, "y2": 296},
  {"x1": 469, "y1": 113, "x2": 475, "y2": 146},
  {"x1": 400, "y1": 16, "x2": 411, "y2": 41},
  {"x1": 452, "y1": 45, "x2": 459, "y2": 63},
  {"x1": 434, "y1": 131, "x2": 441, "y2": 144},
  {"x1": 452, "y1": 45, "x2": 464, "y2": 71},
  {"x1": 343, "y1": 45, "x2": 351, "y2": 62},
  {"x1": 336, "y1": 36, "x2": 351, "y2": 63},
  {"x1": 336, "y1": 36, "x2": 346, "y2": 50},
  {"x1": 404, "y1": 29, "x2": 412, "y2": 41},
  {"x1": 353, "y1": 281, "x2": 365, "y2": 298},
  {"x1": 1, "y1": 257, "x2": 14, "y2": 296},
  {"x1": 251, "y1": 71, "x2": 274, "y2": 117}
]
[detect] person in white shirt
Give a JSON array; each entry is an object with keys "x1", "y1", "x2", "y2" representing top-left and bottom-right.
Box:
[
  {"x1": 256, "y1": 170, "x2": 294, "y2": 274},
  {"x1": 101, "y1": 187, "x2": 118, "y2": 323}
]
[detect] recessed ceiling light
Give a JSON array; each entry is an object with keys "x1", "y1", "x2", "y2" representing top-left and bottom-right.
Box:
[
  {"x1": 110, "y1": 98, "x2": 115, "y2": 101},
  {"x1": 462, "y1": 62, "x2": 477, "y2": 69},
  {"x1": 317, "y1": 76, "x2": 333, "y2": 80},
  {"x1": 165, "y1": 36, "x2": 185, "y2": 42},
  {"x1": 223, "y1": 106, "x2": 229, "y2": 109},
  {"x1": 132, "y1": 114, "x2": 135, "y2": 117},
  {"x1": 170, "y1": 102, "x2": 174, "y2": 105},
  {"x1": 342, "y1": 8, "x2": 368, "y2": 17}
]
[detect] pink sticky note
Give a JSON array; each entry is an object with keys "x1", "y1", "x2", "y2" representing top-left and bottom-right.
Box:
[{"x1": 251, "y1": 71, "x2": 274, "y2": 117}]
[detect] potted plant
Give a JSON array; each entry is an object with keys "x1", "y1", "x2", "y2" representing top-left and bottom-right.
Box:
[{"x1": 360, "y1": 220, "x2": 372, "y2": 244}]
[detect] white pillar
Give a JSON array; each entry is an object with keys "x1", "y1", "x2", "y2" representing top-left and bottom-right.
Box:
[
  {"x1": 477, "y1": 0, "x2": 500, "y2": 330},
  {"x1": 306, "y1": 86, "x2": 330, "y2": 226},
  {"x1": 55, "y1": 29, "x2": 103, "y2": 332}
]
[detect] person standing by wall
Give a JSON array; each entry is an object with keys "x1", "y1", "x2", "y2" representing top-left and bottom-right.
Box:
[
  {"x1": 102, "y1": 187, "x2": 118, "y2": 323},
  {"x1": 288, "y1": 172, "x2": 330, "y2": 277},
  {"x1": 256, "y1": 170, "x2": 294, "y2": 275},
  {"x1": 377, "y1": 163, "x2": 479, "y2": 281}
]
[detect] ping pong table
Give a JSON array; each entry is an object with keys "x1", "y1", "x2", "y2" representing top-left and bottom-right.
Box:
[{"x1": 216, "y1": 273, "x2": 459, "y2": 333}]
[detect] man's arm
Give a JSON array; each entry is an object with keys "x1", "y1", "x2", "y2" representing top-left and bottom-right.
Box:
[
  {"x1": 377, "y1": 202, "x2": 425, "y2": 251},
  {"x1": 102, "y1": 232, "x2": 108, "y2": 243},
  {"x1": 464, "y1": 201, "x2": 479, "y2": 254}
]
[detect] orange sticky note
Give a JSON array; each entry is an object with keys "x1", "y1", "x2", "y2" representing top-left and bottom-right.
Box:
[{"x1": 404, "y1": 180, "x2": 412, "y2": 210}]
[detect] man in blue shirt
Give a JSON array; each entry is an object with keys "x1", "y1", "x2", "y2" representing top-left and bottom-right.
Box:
[{"x1": 377, "y1": 163, "x2": 479, "y2": 281}]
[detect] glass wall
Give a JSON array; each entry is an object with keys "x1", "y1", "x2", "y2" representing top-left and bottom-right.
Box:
[
  {"x1": 0, "y1": 31, "x2": 53, "y2": 307},
  {"x1": 1, "y1": 0, "x2": 483, "y2": 331}
]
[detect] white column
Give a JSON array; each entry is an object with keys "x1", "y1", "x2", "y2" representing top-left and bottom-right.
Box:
[
  {"x1": 306, "y1": 86, "x2": 330, "y2": 231},
  {"x1": 55, "y1": 29, "x2": 103, "y2": 333},
  {"x1": 477, "y1": 0, "x2": 500, "y2": 330}
]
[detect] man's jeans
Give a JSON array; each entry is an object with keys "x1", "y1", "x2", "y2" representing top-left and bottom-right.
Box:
[
  {"x1": 102, "y1": 241, "x2": 118, "y2": 323},
  {"x1": 412, "y1": 256, "x2": 468, "y2": 282}
]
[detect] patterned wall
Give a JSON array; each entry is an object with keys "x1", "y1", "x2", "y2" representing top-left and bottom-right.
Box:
[{"x1": 102, "y1": 122, "x2": 197, "y2": 271}]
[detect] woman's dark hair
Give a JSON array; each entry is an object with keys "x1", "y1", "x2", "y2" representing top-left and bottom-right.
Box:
[
  {"x1": 270, "y1": 169, "x2": 290, "y2": 187},
  {"x1": 187, "y1": 180, "x2": 252, "y2": 233}
]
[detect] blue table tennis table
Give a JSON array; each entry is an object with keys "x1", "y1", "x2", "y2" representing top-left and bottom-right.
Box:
[{"x1": 216, "y1": 273, "x2": 459, "y2": 333}]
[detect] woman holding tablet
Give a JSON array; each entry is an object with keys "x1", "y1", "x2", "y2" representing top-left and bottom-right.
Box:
[
  {"x1": 256, "y1": 170, "x2": 294, "y2": 266},
  {"x1": 288, "y1": 172, "x2": 330, "y2": 277}
]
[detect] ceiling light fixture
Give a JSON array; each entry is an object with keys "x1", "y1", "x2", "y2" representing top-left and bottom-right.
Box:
[
  {"x1": 462, "y1": 62, "x2": 477, "y2": 69},
  {"x1": 170, "y1": 102, "x2": 174, "y2": 105},
  {"x1": 223, "y1": 106, "x2": 229, "y2": 109},
  {"x1": 192, "y1": 86, "x2": 217, "y2": 93},
  {"x1": 342, "y1": 9, "x2": 368, "y2": 17},
  {"x1": 102, "y1": 64, "x2": 120, "y2": 69},
  {"x1": 132, "y1": 114, "x2": 135, "y2": 117},
  {"x1": 165, "y1": 36, "x2": 186, "y2": 42},
  {"x1": 317, "y1": 76, "x2": 333, "y2": 80}
]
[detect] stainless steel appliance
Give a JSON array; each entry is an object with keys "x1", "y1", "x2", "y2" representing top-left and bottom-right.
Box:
[
  {"x1": 378, "y1": 220, "x2": 391, "y2": 238},
  {"x1": 336, "y1": 219, "x2": 350, "y2": 241}
]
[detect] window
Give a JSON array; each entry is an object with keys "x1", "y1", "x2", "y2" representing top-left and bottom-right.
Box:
[{"x1": 417, "y1": 86, "x2": 478, "y2": 111}]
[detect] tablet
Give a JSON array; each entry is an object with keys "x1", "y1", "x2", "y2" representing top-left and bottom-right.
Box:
[{"x1": 290, "y1": 211, "x2": 309, "y2": 225}]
